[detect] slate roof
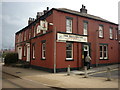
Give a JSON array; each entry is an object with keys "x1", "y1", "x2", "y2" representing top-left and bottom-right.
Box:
[{"x1": 54, "y1": 8, "x2": 118, "y2": 25}]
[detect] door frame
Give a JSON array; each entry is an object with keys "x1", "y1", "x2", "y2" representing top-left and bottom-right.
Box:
[
  {"x1": 26, "y1": 43, "x2": 30, "y2": 62},
  {"x1": 82, "y1": 43, "x2": 91, "y2": 66}
]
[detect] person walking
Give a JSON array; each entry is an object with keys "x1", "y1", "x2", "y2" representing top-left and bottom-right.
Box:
[{"x1": 85, "y1": 54, "x2": 91, "y2": 69}]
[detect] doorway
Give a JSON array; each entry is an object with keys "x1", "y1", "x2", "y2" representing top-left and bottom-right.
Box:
[
  {"x1": 17, "y1": 46, "x2": 22, "y2": 60},
  {"x1": 82, "y1": 44, "x2": 91, "y2": 67},
  {"x1": 26, "y1": 43, "x2": 30, "y2": 62}
]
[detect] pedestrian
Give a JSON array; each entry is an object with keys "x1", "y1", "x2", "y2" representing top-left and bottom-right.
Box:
[{"x1": 84, "y1": 54, "x2": 91, "y2": 69}]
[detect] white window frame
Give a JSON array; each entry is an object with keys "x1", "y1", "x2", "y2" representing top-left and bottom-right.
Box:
[
  {"x1": 103, "y1": 45, "x2": 108, "y2": 59},
  {"x1": 99, "y1": 45, "x2": 108, "y2": 59},
  {"x1": 99, "y1": 25, "x2": 103, "y2": 38},
  {"x1": 42, "y1": 43, "x2": 46, "y2": 59},
  {"x1": 66, "y1": 43, "x2": 73, "y2": 60},
  {"x1": 66, "y1": 19, "x2": 72, "y2": 33},
  {"x1": 83, "y1": 22, "x2": 88, "y2": 35},
  {"x1": 32, "y1": 44, "x2": 35, "y2": 59},
  {"x1": 109, "y1": 27, "x2": 113, "y2": 39}
]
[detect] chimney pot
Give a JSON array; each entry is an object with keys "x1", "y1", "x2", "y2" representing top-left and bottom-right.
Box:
[
  {"x1": 80, "y1": 5, "x2": 87, "y2": 14},
  {"x1": 47, "y1": 7, "x2": 49, "y2": 10}
]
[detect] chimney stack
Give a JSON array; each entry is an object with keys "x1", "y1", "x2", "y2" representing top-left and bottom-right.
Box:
[
  {"x1": 43, "y1": 7, "x2": 49, "y2": 14},
  {"x1": 36, "y1": 12, "x2": 44, "y2": 19},
  {"x1": 80, "y1": 4, "x2": 87, "y2": 14},
  {"x1": 28, "y1": 17, "x2": 35, "y2": 25}
]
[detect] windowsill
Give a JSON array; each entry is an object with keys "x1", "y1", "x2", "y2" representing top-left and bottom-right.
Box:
[
  {"x1": 98, "y1": 37, "x2": 104, "y2": 39},
  {"x1": 65, "y1": 58, "x2": 74, "y2": 61},
  {"x1": 109, "y1": 38, "x2": 114, "y2": 40},
  {"x1": 41, "y1": 58, "x2": 46, "y2": 60},
  {"x1": 99, "y1": 59, "x2": 109, "y2": 60},
  {"x1": 32, "y1": 58, "x2": 35, "y2": 60}
]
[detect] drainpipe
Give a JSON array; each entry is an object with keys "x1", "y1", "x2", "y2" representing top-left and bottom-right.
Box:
[
  {"x1": 49, "y1": 23, "x2": 56, "y2": 73},
  {"x1": 54, "y1": 26, "x2": 56, "y2": 73}
]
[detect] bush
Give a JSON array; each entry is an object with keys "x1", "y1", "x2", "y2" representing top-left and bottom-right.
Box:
[{"x1": 4, "y1": 52, "x2": 18, "y2": 65}]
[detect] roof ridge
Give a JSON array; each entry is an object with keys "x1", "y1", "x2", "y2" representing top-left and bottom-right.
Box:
[{"x1": 55, "y1": 8, "x2": 117, "y2": 25}]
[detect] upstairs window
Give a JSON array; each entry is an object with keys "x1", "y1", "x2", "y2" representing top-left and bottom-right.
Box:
[
  {"x1": 99, "y1": 25, "x2": 103, "y2": 38},
  {"x1": 109, "y1": 27, "x2": 113, "y2": 39},
  {"x1": 33, "y1": 26, "x2": 36, "y2": 37},
  {"x1": 66, "y1": 43, "x2": 73, "y2": 60},
  {"x1": 66, "y1": 19, "x2": 72, "y2": 33},
  {"x1": 83, "y1": 21, "x2": 88, "y2": 35}
]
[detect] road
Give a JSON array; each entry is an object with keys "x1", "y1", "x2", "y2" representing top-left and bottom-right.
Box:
[
  {"x1": 2, "y1": 72, "x2": 54, "y2": 89},
  {"x1": 89, "y1": 69, "x2": 119, "y2": 79}
]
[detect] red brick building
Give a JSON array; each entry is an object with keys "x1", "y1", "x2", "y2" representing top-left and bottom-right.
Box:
[{"x1": 15, "y1": 5, "x2": 119, "y2": 72}]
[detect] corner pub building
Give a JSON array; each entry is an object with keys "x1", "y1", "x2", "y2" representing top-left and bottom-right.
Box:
[{"x1": 15, "y1": 5, "x2": 119, "y2": 73}]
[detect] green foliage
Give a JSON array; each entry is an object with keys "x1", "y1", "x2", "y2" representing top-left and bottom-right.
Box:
[{"x1": 4, "y1": 52, "x2": 18, "y2": 65}]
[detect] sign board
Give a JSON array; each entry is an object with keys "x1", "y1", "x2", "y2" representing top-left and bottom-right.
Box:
[
  {"x1": 40, "y1": 20, "x2": 48, "y2": 31},
  {"x1": 57, "y1": 33, "x2": 87, "y2": 42},
  {"x1": 36, "y1": 20, "x2": 48, "y2": 34}
]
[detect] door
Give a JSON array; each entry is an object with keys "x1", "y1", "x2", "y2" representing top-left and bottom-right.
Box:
[
  {"x1": 18, "y1": 47, "x2": 22, "y2": 60},
  {"x1": 82, "y1": 44, "x2": 90, "y2": 67},
  {"x1": 26, "y1": 44, "x2": 30, "y2": 62}
]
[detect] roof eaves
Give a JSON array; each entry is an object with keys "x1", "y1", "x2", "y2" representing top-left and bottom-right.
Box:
[{"x1": 54, "y1": 8, "x2": 118, "y2": 26}]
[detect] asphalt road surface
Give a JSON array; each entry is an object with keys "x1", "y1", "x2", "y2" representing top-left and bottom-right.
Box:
[
  {"x1": 90, "y1": 69, "x2": 119, "y2": 79},
  {"x1": 2, "y1": 72, "x2": 62, "y2": 89}
]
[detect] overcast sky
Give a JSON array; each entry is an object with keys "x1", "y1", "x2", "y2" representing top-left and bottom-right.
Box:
[{"x1": 0, "y1": 0, "x2": 120, "y2": 49}]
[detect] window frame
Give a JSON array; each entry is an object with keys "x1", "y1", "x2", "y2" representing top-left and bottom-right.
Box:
[
  {"x1": 99, "y1": 25, "x2": 104, "y2": 38},
  {"x1": 109, "y1": 27, "x2": 113, "y2": 39},
  {"x1": 32, "y1": 44, "x2": 35, "y2": 59},
  {"x1": 83, "y1": 21, "x2": 88, "y2": 35},
  {"x1": 66, "y1": 42, "x2": 73, "y2": 60},
  {"x1": 99, "y1": 44, "x2": 108, "y2": 60},
  {"x1": 42, "y1": 42, "x2": 46, "y2": 59},
  {"x1": 66, "y1": 18, "x2": 72, "y2": 33}
]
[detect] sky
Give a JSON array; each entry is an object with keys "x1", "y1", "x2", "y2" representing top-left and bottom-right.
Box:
[{"x1": 0, "y1": 0, "x2": 120, "y2": 49}]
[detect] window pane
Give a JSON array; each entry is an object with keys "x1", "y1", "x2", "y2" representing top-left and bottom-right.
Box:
[
  {"x1": 66, "y1": 43, "x2": 73, "y2": 59},
  {"x1": 83, "y1": 22, "x2": 88, "y2": 35},
  {"x1": 100, "y1": 52, "x2": 103, "y2": 57},
  {"x1": 66, "y1": 43, "x2": 72, "y2": 50},
  {"x1": 66, "y1": 51, "x2": 72, "y2": 58},
  {"x1": 66, "y1": 19, "x2": 72, "y2": 33},
  {"x1": 104, "y1": 46, "x2": 107, "y2": 51},
  {"x1": 100, "y1": 46, "x2": 102, "y2": 51},
  {"x1": 99, "y1": 26, "x2": 103, "y2": 37},
  {"x1": 42, "y1": 43, "x2": 46, "y2": 59}
]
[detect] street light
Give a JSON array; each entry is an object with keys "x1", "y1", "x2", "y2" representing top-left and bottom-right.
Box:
[{"x1": 49, "y1": 23, "x2": 56, "y2": 73}]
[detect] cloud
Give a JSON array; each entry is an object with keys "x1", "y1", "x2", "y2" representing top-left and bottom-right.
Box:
[{"x1": 2, "y1": 15, "x2": 26, "y2": 26}]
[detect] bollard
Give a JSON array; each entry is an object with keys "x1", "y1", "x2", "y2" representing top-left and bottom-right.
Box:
[
  {"x1": 106, "y1": 67, "x2": 111, "y2": 81},
  {"x1": 67, "y1": 65, "x2": 70, "y2": 76},
  {"x1": 84, "y1": 66, "x2": 88, "y2": 78}
]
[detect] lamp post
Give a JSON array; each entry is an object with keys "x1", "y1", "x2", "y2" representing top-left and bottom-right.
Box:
[{"x1": 49, "y1": 23, "x2": 56, "y2": 73}]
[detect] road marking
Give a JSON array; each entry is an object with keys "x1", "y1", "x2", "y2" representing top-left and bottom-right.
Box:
[{"x1": 89, "y1": 68, "x2": 118, "y2": 76}]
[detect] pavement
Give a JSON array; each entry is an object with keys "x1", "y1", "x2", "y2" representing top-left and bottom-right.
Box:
[{"x1": 2, "y1": 63, "x2": 119, "y2": 88}]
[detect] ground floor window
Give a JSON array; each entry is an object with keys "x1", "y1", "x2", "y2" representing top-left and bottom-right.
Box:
[
  {"x1": 66, "y1": 43, "x2": 73, "y2": 60},
  {"x1": 32, "y1": 44, "x2": 35, "y2": 59},
  {"x1": 42, "y1": 43, "x2": 46, "y2": 59},
  {"x1": 99, "y1": 44, "x2": 108, "y2": 59}
]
